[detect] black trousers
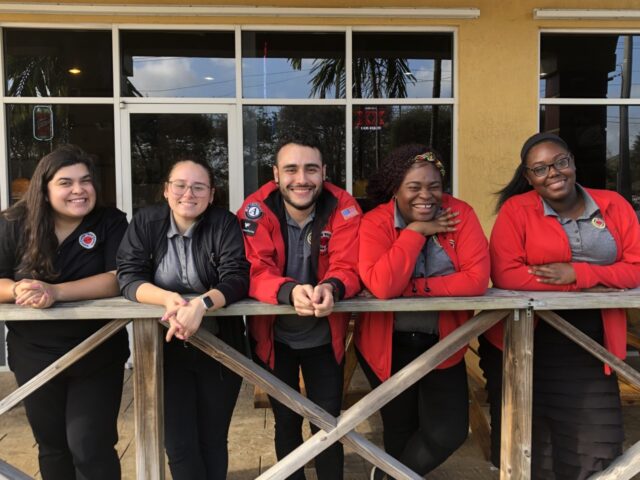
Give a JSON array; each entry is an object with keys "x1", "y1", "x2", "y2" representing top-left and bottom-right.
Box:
[
  {"x1": 479, "y1": 309, "x2": 623, "y2": 480},
  {"x1": 256, "y1": 341, "x2": 344, "y2": 480},
  {"x1": 163, "y1": 338, "x2": 242, "y2": 480},
  {"x1": 357, "y1": 332, "x2": 469, "y2": 478},
  {"x1": 8, "y1": 331, "x2": 127, "y2": 480}
]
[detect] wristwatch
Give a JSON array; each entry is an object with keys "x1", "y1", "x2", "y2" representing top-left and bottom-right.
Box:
[{"x1": 200, "y1": 294, "x2": 215, "y2": 310}]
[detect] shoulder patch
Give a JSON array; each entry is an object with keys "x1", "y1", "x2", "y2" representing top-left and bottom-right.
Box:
[
  {"x1": 244, "y1": 202, "x2": 263, "y2": 220},
  {"x1": 242, "y1": 220, "x2": 258, "y2": 236},
  {"x1": 340, "y1": 205, "x2": 359, "y2": 221}
]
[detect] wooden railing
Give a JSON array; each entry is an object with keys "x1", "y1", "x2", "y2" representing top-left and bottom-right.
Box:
[{"x1": 1, "y1": 288, "x2": 640, "y2": 480}]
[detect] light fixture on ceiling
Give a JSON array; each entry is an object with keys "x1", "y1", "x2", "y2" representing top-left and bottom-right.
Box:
[{"x1": 68, "y1": 67, "x2": 81, "y2": 75}]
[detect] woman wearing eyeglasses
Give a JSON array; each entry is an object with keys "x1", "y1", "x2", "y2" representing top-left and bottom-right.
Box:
[
  {"x1": 480, "y1": 132, "x2": 640, "y2": 479},
  {"x1": 117, "y1": 159, "x2": 249, "y2": 480}
]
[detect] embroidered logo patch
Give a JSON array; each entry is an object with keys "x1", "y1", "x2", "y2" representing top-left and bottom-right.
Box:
[
  {"x1": 79, "y1": 232, "x2": 97, "y2": 249},
  {"x1": 340, "y1": 206, "x2": 359, "y2": 221},
  {"x1": 245, "y1": 202, "x2": 263, "y2": 220},
  {"x1": 449, "y1": 239, "x2": 456, "y2": 248},
  {"x1": 306, "y1": 231, "x2": 313, "y2": 246},
  {"x1": 319, "y1": 230, "x2": 332, "y2": 254},
  {"x1": 591, "y1": 217, "x2": 606, "y2": 230},
  {"x1": 242, "y1": 220, "x2": 258, "y2": 236}
]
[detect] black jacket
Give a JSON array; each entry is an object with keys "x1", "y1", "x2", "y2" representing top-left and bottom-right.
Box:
[{"x1": 116, "y1": 203, "x2": 249, "y2": 352}]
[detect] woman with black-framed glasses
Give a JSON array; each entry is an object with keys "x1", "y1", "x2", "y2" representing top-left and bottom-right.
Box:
[
  {"x1": 480, "y1": 132, "x2": 640, "y2": 479},
  {"x1": 117, "y1": 158, "x2": 249, "y2": 480}
]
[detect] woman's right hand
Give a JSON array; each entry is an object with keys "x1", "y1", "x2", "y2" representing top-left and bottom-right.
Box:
[{"x1": 406, "y1": 208, "x2": 460, "y2": 237}]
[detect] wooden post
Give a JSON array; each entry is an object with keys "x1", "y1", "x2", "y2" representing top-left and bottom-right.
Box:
[
  {"x1": 132, "y1": 318, "x2": 164, "y2": 480},
  {"x1": 500, "y1": 308, "x2": 533, "y2": 480}
]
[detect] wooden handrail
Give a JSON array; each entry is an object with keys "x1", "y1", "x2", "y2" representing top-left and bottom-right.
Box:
[{"x1": 2, "y1": 288, "x2": 640, "y2": 480}]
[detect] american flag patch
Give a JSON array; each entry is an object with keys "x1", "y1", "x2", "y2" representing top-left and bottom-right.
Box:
[{"x1": 341, "y1": 206, "x2": 359, "y2": 220}]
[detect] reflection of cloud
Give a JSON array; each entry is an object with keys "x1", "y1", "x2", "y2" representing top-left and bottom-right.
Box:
[{"x1": 130, "y1": 57, "x2": 235, "y2": 97}]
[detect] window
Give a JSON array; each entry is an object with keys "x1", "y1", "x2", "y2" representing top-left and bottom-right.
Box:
[
  {"x1": 540, "y1": 33, "x2": 640, "y2": 213},
  {"x1": 120, "y1": 30, "x2": 235, "y2": 98}
]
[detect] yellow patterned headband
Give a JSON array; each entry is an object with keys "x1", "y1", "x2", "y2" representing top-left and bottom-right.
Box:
[{"x1": 412, "y1": 151, "x2": 446, "y2": 178}]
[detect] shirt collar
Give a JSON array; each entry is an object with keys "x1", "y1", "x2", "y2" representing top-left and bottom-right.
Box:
[
  {"x1": 167, "y1": 213, "x2": 199, "y2": 239},
  {"x1": 285, "y1": 208, "x2": 315, "y2": 229},
  {"x1": 542, "y1": 184, "x2": 600, "y2": 219}
]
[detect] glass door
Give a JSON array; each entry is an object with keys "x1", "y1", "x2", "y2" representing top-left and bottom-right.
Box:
[{"x1": 119, "y1": 104, "x2": 239, "y2": 218}]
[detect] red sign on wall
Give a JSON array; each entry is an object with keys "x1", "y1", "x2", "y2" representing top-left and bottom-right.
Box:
[
  {"x1": 33, "y1": 105, "x2": 54, "y2": 141},
  {"x1": 355, "y1": 107, "x2": 386, "y2": 131}
]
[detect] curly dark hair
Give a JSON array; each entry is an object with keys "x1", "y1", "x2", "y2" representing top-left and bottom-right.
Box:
[{"x1": 366, "y1": 144, "x2": 445, "y2": 205}]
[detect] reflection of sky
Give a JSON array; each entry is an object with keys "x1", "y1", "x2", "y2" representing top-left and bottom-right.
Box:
[
  {"x1": 242, "y1": 57, "x2": 452, "y2": 99},
  {"x1": 606, "y1": 106, "x2": 640, "y2": 156},
  {"x1": 128, "y1": 57, "x2": 235, "y2": 97},
  {"x1": 404, "y1": 59, "x2": 452, "y2": 98},
  {"x1": 540, "y1": 35, "x2": 640, "y2": 98},
  {"x1": 242, "y1": 58, "x2": 334, "y2": 99}
]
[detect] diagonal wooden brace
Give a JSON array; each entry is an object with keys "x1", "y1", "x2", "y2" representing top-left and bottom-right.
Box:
[
  {"x1": 0, "y1": 319, "x2": 129, "y2": 416},
  {"x1": 257, "y1": 309, "x2": 510, "y2": 480},
  {"x1": 179, "y1": 324, "x2": 423, "y2": 480}
]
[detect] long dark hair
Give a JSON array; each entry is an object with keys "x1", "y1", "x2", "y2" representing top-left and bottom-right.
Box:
[
  {"x1": 366, "y1": 144, "x2": 445, "y2": 205},
  {"x1": 2, "y1": 145, "x2": 98, "y2": 280},
  {"x1": 495, "y1": 132, "x2": 570, "y2": 212}
]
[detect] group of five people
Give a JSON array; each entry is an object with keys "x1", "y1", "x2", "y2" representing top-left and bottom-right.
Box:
[{"x1": 1, "y1": 131, "x2": 639, "y2": 480}]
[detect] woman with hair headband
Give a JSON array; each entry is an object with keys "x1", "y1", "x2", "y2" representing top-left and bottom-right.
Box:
[
  {"x1": 117, "y1": 158, "x2": 249, "y2": 480},
  {"x1": 355, "y1": 144, "x2": 490, "y2": 479},
  {"x1": 481, "y1": 132, "x2": 640, "y2": 479},
  {"x1": 0, "y1": 145, "x2": 129, "y2": 479}
]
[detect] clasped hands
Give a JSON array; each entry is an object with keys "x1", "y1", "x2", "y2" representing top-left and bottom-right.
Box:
[
  {"x1": 528, "y1": 262, "x2": 623, "y2": 292},
  {"x1": 161, "y1": 293, "x2": 206, "y2": 342},
  {"x1": 12, "y1": 279, "x2": 57, "y2": 309},
  {"x1": 291, "y1": 283, "x2": 335, "y2": 317}
]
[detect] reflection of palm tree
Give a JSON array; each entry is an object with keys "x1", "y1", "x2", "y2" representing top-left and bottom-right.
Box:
[
  {"x1": 289, "y1": 57, "x2": 414, "y2": 99},
  {"x1": 6, "y1": 56, "x2": 67, "y2": 97}
]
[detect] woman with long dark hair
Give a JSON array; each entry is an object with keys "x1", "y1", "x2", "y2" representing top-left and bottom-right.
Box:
[
  {"x1": 355, "y1": 144, "x2": 490, "y2": 479},
  {"x1": 117, "y1": 158, "x2": 249, "y2": 480},
  {"x1": 0, "y1": 145, "x2": 129, "y2": 479},
  {"x1": 481, "y1": 132, "x2": 640, "y2": 479}
]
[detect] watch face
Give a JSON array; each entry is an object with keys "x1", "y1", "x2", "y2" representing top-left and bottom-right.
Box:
[{"x1": 201, "y1": 295, "x2": 214, "y2": 310}]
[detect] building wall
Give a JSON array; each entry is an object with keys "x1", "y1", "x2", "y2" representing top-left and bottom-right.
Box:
[{"x1": 0, "y1": 0, "x2": 638, "y2": 232}]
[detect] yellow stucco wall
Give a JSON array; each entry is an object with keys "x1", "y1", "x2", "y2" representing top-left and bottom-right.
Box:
[{"x1": 1, "y1": 0, "x2": 639, "y2": 232}]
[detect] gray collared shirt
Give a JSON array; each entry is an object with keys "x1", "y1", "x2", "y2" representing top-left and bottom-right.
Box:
[
  {"x1": 393, "y1": 203, "x2": 455, "y2": 334},
  {"x1": 154, "y1": 214, "x2": 217, "y2": 334},
  {"x1": 542, "y1": 185, "x2": 617, "y2": 265},
  {"x1": 275, "y1": 209, "x2": 331, "y2": 349}
]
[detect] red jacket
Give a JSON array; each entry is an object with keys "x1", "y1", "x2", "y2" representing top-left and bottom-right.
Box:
[
  {"x1": 355, "y1": 195, "x2": 490, "y2": 381},
  {"x1": 485, "y1": 188, "x2": 640, "y2": 362},
  {"x1": 238, "y1": 181, "x2": 362, "y2": 368}
]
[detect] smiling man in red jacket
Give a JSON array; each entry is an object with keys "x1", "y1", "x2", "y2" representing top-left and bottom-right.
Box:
[{"x1": 238, "y1": 135, "x2": 361, "y2": 480}]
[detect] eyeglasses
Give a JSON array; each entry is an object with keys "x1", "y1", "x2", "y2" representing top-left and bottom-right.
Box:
[
  {"x1": 525, "y1": 155, "x2": 572, "y2": 178},
  {"x1": 167, "y1": 181, "x2": 211, "y2": 197}
]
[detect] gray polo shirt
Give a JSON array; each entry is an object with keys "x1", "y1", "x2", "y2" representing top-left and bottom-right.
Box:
[
  {"x1": 154, "y1": 214, "x2": 218, "y2": 334},
  {"x1": 274, "y1": 210, "x2": 331, "y2": 349},
  {"x1": 393, "y1": 203, "x2": 455, "y2": 334},
  {"x1": 542, "y1": 185, "x2": 617, "y2": 265}
]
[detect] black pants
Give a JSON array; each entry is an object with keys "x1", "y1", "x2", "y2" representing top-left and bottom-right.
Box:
[
  {"x1": 256, "y1": 341, "x2": 344, "y2": 480},
  {"x1": 8, "y1": 332, "x2": 127, "y2": 480},
  {"x1": 479, "y1": 310, "x2": 623, "y2": 480},
  {"x1": 357, "y1": 332, "x2": 469, "y2": 478},
  {"x1": 163, "y1": 338, "x2": 242, "y2": 480}
]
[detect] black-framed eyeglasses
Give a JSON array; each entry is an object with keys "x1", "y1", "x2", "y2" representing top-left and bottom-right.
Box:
[
  {"x1": 525, "y1": 155, "x2": 572, "y2": 178},
  {"x1": 167, "y1": 181, "x2": 211, "y2": 197}
]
